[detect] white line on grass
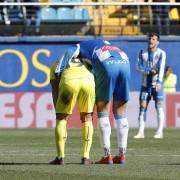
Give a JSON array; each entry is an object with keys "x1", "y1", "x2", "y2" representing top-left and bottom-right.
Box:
[
  {"x1": 129, "y1": 154, "x2": 180, "y2": 157},
  {"x1": 0, "y1": 151, "x2": 180, "y2": 157},
  {"x1": 0, "y1": 143, "x2": 54, "y2": 146}
]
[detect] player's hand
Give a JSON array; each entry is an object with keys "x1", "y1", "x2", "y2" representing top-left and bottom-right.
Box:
[{"x1": 155, "y1": 83, "x2": 161, "y2": 92}]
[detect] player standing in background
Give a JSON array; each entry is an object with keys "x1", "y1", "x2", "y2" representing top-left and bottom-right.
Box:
[
  {"x1": 164, "y1": 65, "x2": 177, "y2": 93},
  {"x1": 49, "y1": 47, "x2": 95, "y2": 165},
  {"x1": 134, "y1": 32, "x2": 166, "y2": 139},
  {"x1": 56, "y1": 40, "x2": 130, "y2": 164}
]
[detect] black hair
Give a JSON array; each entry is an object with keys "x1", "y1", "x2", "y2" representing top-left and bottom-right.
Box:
[
  {"x1": 165, "y1": 65, "x2": 173, "y2": 73},
  {"x1": 148, "y1": 32, "x2": 160, "y2": 41}
]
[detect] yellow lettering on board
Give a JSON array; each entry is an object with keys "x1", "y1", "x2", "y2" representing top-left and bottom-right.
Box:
[{"x1": 31, "y1": 49, "x2": 51, "y2": 88}]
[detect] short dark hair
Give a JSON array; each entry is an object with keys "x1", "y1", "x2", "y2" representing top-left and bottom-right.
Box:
[
  {"x1": 165, "y1": 65, "x2": 173, "y2": 74},
  {"x1": 148, "y1": 32, "x2": 160, "y2": 41}
]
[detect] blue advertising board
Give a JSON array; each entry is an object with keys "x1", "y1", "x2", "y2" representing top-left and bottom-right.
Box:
[
  {"x1": 0, "y1": 44, "x2": 75, "y2": 92},
  {"x1": 0, "y1": 37, "x2": 180, "y2": 92}
]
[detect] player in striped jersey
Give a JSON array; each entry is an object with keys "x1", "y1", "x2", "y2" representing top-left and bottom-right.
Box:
[{"x1": 134, "y1": 32, "x2": 166, "y2": 139}]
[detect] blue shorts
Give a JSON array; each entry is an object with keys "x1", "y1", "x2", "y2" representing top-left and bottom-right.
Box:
[
  {"x1": 94, "y1": 57, "x2": 130, "y2": 102},
  {"x1": 139, "y1": 85, "x2": 164, "y2": 102}
]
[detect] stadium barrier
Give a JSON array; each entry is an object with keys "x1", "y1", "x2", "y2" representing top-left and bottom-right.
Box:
[{"x1": 0, "y1": 36, "x2": 180, "y2": 128}]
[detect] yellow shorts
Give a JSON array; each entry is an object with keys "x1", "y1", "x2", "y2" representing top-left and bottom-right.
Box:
[{"x1": 56, "y1": 66, "x2": 95, "y2": 114}]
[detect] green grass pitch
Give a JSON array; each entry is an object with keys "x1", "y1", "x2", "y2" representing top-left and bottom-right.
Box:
[{"x1": 0, "y1": 128, "x2": 180, "y2": 180}]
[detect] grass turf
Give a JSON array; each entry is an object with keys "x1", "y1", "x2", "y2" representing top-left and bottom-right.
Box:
[{"x1": 0, "y1": 128, "x2": 180, "y2": 180}]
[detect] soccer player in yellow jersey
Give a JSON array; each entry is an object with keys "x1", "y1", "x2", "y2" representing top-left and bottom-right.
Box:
[{"x1": 49, "y1": 47, "x2": 95, "y2": 165}]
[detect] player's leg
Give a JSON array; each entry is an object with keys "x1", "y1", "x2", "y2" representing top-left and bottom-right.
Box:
[
  {"x1": 134, "y1": 88, "x2": 150, "y2": 139},
  {"x1": 80, "y1": 113, "x2": 94, "y2": 165},
  {"x1": 134, "y1": 100, "x2": 148, "y2": 138},
  {"x1": 113, "y1": 101, "x2": 129, "y2": 164},
  {"x1": 49, "y1": 66, "x2": 66, "y2": 165},
  {"x1": 91, "y1": 65, "x2": 114, "y2": 164},
  {"x1": 95, "y1": 101, "x2": 113, "y2": 164},
  {"x1": 112, "y1": 68, "x2": 130, "y2": 164},
  {"x1": 50, "y1": 113, "x2": 68, "y2": 165},
  {"x1": 154, "y1": 100, "x2": 164, "y2": 138},
  {"x1": 50, "y1": 79, "x2": 79, "y2": 164},
  {"x1": 153, "y1": 88, "x2": 164, "y2": 139},
  {"x1": 78, "y1": 75, "x2": 95, "y2": 164}
]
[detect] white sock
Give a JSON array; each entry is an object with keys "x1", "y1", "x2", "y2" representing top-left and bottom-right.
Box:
[
  {"x1": 156, "y1": 107, "x2": 164, "y2": 133},
  {"x1": 138, "y1": 109, "x2": 146, "y2": 134},
  {"x1": 115, "y1": 117, "x2": 129, "y2": 155},
  {"x1": 98, "y1": 113, "x2": 111, "y2": 156}
]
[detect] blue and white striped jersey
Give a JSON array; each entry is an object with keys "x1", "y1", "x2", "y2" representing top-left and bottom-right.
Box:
[
  {"x1": 136, "y1": 48, "x2": 166, "y2": 87},
  {"x1": 55, "y1": 40, "x2": 129, "y2": 77},
  {"x1": 79, "y1": 40, "x2": 128, "y2": 65}
]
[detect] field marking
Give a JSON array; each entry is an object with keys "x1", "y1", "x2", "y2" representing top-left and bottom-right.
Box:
[
  {"x1": 0, "y1": 150, "x2": 180, "y2": 157},
  {"x1": 130, "y1": 154, "x2": 180, "y2": 157},
  {"x1": 0, "y1": 142, "x2": 80, "y2": 146},
  {"x1": 0, "y1": 143, "x2": 54, "y2": 146}
]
